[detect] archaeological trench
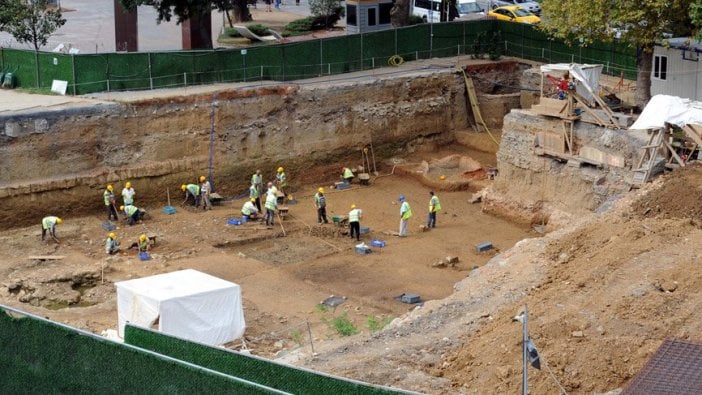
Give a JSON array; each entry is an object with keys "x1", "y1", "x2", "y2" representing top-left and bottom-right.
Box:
[{"x1": 0, "y1": 59, "x2": 651, "y2": 389}]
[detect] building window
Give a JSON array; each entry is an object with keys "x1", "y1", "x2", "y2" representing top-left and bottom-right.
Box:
[
  {"x1": 379, "y1": 3, "x2": 392, "y2": 24},
  {"x1": 654, "y1": 55, "x2": 667, "y2": 81},
  {"x1": 347, "y1": 4, "x2": 357, "y2": 26},
  {"x1": 368, "y1": 7, "x2": 377, "y2": 26}
]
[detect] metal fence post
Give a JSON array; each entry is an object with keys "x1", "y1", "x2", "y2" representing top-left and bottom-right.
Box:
[
  {"x1": 184, "y1": 72, "x2": 187, "y2": 87},
  {"x1": 360, "y1": 33, "x2": 364, "y2": 71},
  {"x1": 71, "y1": 54, "x2": 76, "y2": 95},
  {"x1": 34, "y1": 51, "x2": 39, "y2": 88},
  {"x1": 148, "y1": 52, "x2": 153, "y2": 90}
]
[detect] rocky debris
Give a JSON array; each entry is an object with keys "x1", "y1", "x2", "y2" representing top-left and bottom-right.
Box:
[
  {"x1": 309, "y1": 225, "x2": 341, "y2": 238},
  {"x1": 432, "y1": 256, "x2": 460, "y2": 268},
  {"x1": 653, "y1": 279, "x2": 678, "y2": 293}
]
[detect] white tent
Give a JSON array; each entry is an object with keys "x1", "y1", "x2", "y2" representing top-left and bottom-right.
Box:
[
  {"x1": 115, "y1": 269, "x2": 245, "y2": 346},
  {"x1": 630, "y1": 94, "x2": 702, "y2": 130},
  {"x1": 540, "y1": 63, "x2": 603, "y2": 106}
]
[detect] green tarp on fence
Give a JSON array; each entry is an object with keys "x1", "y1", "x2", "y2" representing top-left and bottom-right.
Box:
[
  {"x1": 0, "y1": 305, "x2": 285, "y2": 394},
  {"x1": 124, "y1": 324, "x2": 407, "y2": 395},
  {"x1": 0, "y1": 20, "x2": 636, "y2": 95}
]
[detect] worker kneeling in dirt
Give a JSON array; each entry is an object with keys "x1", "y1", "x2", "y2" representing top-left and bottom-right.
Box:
[
  {"x1": 181, "y1": 183, "x2": 200, "y2": 207},
  {"x1": 241, "y1": 198, "x2": 260, "y2": 221},
  {"x1": 120, "y1": 204, "x2": 145, "y2": 226},
  {"x1": 341, "y1": 167, "x2": 355, "y2": 184},
  {"x1": 128, "y1": 234, "x2": 153, "y2": 252},
  {"x1": 105, "y1": 232, "x2": 120, "y2": 255}
]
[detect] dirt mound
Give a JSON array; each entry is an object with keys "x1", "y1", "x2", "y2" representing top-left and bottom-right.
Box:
[{"x1": 631, "y1": 164, "x2": 702, "y2": 222}]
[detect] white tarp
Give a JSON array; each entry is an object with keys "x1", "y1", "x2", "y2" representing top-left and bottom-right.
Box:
[
  {"x1": 540, "y1": 63, "x2": 603, "y2": 106},
  {"x1": 630, "y1": 94, "x2": 702, "y2": 130},
  {"x1": 115, "y1": 269, "x2": 245, "y2": 346}
]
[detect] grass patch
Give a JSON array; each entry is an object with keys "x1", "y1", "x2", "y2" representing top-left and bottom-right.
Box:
[
  {"x1": 329, "y1": 313, "x2": 359, "y2": 336},
  {"x1": 290, "y1": 329, "x2": 304, "y2": 346},
  {"x1": 366, "y1": 315, "x2": 393, "y2": 333}
]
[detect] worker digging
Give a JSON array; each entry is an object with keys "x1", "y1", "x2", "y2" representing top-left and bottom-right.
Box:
[
  {"x1": 182, "y1": 183, "x2": 200, "y2": 207},
  {"x1": 103, "y1": 184, "x2": 119, "y2": 221},
  {"x1": 348, "y1": 204, "x2": 362, "y2": 241},
  {"x1": 342, "y1": 167, "x2": 355, "y2": 184},
  {"x1": 105, "y1": 232, "x2": 120, "y2": 255},
  {"x1": 241, "y1": 198, "x2": 260, "y2": 221},
  {"x1": 120, "y1": 204, "x2": 145, "y2": 226},
  {"x1": 275, "y1": 167, "x2": 287, "y2": 199},
  {"x1": 40, "y1": 216, "x2": 62, "y2": 243}
]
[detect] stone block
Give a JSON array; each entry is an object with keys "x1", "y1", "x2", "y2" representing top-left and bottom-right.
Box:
[{"x1": 5, "y1": 122, "x2": 23, "y2": 137}]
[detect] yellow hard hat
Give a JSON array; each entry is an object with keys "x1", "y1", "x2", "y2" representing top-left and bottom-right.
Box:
[
  {"x1": 139, "y1": 234, "x2": 147, "y2": 242},
  {"x1": 119, "y1": 205, "x2": 125, "y2": 211},
  {"x1": 439, "y1": 175, "x2": 446, "y2": 180},
  {"x1": 277, "y1": 167, "x2": 284, "y2": 172},
  {"x1": 125, "y1": 181, "x2": 131, "y2": 188},
  {"x1": 199, "y1": 175, "x2": 206, "y2": 182},
  {"x1": 250, "y1": 198, "x2": 255, "y2": 202},
  {"x1": 318, "y1": 187, "x2": 325, "y2": 193},
  {"x1": 351, "y1": 204, "x2": 356, "y2": 209},
  {"x1": 108, "y1": 232, "x2": 116, "y2": 239},
  {"x1": 56, "y1": 217, "x2": 63, "y2": 224},
  {"x1": 181, "y1": 184, "x2": 186, "y2": 191},
  {"x1": 107, "y1": 184, "x2": 113, "y2": 191}
]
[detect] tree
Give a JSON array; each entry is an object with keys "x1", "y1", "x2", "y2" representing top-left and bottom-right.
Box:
[
  {"x1": 0, "y1": 0, "x2": 66, "y2": 51},
  {"x1": 119, "y1": 0, "x2": 245, "y2": 49},
  {"x1": 309, "y1": 0, "x2": 343, "y2": 27},
  {"x1": 540, "y1": 0, "x2": 693, "y2": 109}
]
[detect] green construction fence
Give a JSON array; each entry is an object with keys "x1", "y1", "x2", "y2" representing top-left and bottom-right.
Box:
[
  {"x1": 0, "y1": 304, "x2": 287, "y2": 394},
  {"x1": 124, "y1": 324, "x2": 409, "y2": 394},
  {"x1": 0, "y1": 20, "x2": 637, "y2": 95}
]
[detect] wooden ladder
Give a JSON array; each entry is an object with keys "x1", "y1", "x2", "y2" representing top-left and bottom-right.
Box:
[{"x1": 632, "y1": 129, "x2": 664, "y2": 186}]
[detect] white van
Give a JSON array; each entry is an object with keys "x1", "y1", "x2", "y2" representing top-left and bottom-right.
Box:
[{"x1": 412, "y1": 0, "x2": 485, "y2": 23}]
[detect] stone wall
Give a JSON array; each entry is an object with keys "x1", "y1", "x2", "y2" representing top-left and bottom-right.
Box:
[
  {"x1": 0, "y1": 71, "x2": 473, "y2": 228},
  {"x1": 483, "y1": 109, "x2": 648, "y2": 226}
]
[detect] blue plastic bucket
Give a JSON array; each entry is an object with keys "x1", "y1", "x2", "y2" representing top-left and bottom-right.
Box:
[
  {"x1": 227, "y1": 218, "x2": 241, "y2": 226},
  {"x1": 138, "y1": 252, "x2": 151, "y2": 261}
]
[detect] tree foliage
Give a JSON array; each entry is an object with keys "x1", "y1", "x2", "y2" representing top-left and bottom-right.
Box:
[
  {"x1": 540, "y1": 0, "x2": 694, "y2": 107},
  {"x1": 309, "y1": 0, "x2": 341, "y2": 18},
  {"x1": 0, "y1": 0, "x2": 66, "y2": 51}
]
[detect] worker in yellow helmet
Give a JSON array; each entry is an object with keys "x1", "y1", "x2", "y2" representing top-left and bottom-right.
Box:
[
  {"x1": 341, "y1": 167, "x2": 355, "y2": 184},
  {"x1": 181, "y1": 183, "x2": 200, "y2": 207},
  {"x1": 105, "y1": 232, "x2": 120, "y2": 255},
  {"x1": 275, "y1": 167, "x2": 288, "y2": 198},
  {"x1": 348, "y1": 204, "x2": 362, "y2": 241},
  {"x1": 120, "y1": 204, "x2": 145, "y2": 226},
  {"x1": 199, "y1": 175, "x2": 212, "y2": 211},
  {"x1": 104, "y1": 184, "x2": 119, "y2": 221},
  {"x1": 41, "y1": 216, "x2": 62, "y2": 243},
  {"x1": 121, "y1": 181, "x2": 135, "y2": 207},
  {"x1": 241, "y1": 198, "x2": 259, "y2": 221},
  {"x1": 314, "y1": 187, "x2": 328, "y2": 224},
  {"x1": 128, "y1": 234, "x2": 153, "y2": 253},
  {"x1": 264, "y1": 188, "x2": 277, "y2": 226}
]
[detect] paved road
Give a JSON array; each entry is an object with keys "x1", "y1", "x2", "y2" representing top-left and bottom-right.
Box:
[{"x1": 0, "y1": 0, "x2": 314, "y2": 53}]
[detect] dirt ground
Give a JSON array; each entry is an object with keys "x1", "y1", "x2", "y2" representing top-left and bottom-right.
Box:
[{"x1": 0, "y1": 144, "x2": 533, "y2": 362}]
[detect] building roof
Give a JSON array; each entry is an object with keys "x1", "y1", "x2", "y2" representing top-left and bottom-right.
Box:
[
  {"x1": 623, "y1": 338, "x2": 702, "y2": 395},
  {"x1": 660, "y1": 37, "x2": 702, "y2": 52}
]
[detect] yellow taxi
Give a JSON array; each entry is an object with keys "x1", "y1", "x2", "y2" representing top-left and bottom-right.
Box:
[{"x1": 488, "y1": 5, "x2": 540, "y2": 24}]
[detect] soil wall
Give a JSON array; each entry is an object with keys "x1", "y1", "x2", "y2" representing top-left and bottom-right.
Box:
[
  {"x1": 483, "y1": 109, "x2": 648, "y2": 226},
  {"x1": 0, "y1": 72, "x2": 473, "y2": 229}
]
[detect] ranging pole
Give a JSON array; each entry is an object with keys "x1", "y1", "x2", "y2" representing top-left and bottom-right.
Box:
[{"x1": 522, "y1": 304, "x2": 528, "y2": 395}]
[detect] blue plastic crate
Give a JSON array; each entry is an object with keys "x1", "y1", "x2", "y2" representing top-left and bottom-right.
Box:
[
  {"x1": 355, "y1": 246, "x2": 372, "y2": 255},
  {"x1": 475, "y1": 241, "x2": 493, "y2": 252},
  {"x1": 101, "y1": 221, "x2": 116, "y2": 231},
  {"x1": 162, "y1": 206, "x2": 177, "y2": 215},
  {"x1": 227, "y1": 218, "x2": 241, "y2": 226},
  {"x1": 371, "y1": 239, "x2": 386, "y2": 248},
  {"x1": 138, "y1": 252, "x2": 151, "y2": 261}
]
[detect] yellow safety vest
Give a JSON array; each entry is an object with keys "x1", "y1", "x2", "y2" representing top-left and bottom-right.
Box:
[
  {"x1": 429, "y1": 195, "x2": 441, "y2": 212},
  {"x1": 400, "y1": 202, "x2": 412, "y2": 220},
  {"x1": 349, "y1": 208, "x2": 361, "y2": 222}
]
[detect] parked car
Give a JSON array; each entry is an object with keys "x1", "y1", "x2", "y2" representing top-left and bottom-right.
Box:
[
  {"x1": 491, "y1": 0, "x2": 540, "y2": 15},
  {"x1": 487, "y1": 5, "x2": 540, "y2": 24},
  {"x1": 455, "y1": 1, "x2": 486, "y2": 20}
]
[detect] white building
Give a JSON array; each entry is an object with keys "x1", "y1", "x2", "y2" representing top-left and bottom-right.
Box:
[{"x1": 651, "y1": 38, "x2": 702, "y2": 101}]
